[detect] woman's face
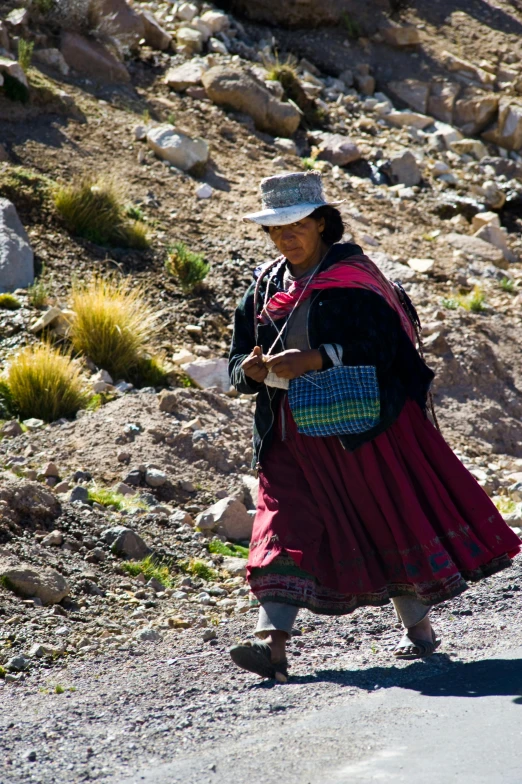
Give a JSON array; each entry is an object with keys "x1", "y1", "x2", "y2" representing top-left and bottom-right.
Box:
[{"x1": 268, "y1": 216, "x2": 326, "y2": 268}]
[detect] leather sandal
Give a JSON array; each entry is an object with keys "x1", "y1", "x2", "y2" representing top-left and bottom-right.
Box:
[
  {"x1": 393, "y1": 629, "x2": 441, "y2": 660},
  {"x1": 229, "y1": 640, "x2": 289, "y2": 681}
]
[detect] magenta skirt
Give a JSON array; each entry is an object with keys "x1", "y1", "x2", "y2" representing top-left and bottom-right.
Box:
[{"x1": 247, "y1": 400, "x2": 521, "y2": 614}]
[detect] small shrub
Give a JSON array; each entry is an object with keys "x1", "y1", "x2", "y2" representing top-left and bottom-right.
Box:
[
  {"x1": 5, "y1": 342, "x2": 88, "y2": 422},
  {"x1": 121, "y1": 555, "x2": 173, "y2": 587},
  {"x1": 165, "y1": 242, "x2": 209, "y2": 291},
  {"x1": 18, "y1": 39, "x2": 34, "y2": 72},
  {"x1": 0, "y1": 293, "x2": 21, "y2": 311},
  {"x1": 208, "y1": 540, "x2": 249, "y2": 559},
  {"x1": 461, "y1": 286, "x2": 486, "y2": 313},
  {"x1": 500, "y1": 277, "x2": 515, "y2": 293},
  {"x1": 54, "y1": 176, "x2": 150, "y2": 248},
  {"x1": 341, "y1": 11, "x2": 361, "y2": 39},
  {"x1": 70, "y1": 276, "x2": 161, "y2": 382},
  {"x1": 28, "y1": 272, "x2": 52, "y2": 308},
  {"x1": 180, "y1": 559, "x2": 219, "y2": 581}
]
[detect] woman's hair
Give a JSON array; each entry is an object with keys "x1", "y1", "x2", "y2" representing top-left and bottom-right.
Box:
[{"x1": 262, "y1": 206, "x2": 345, "y2": 245}]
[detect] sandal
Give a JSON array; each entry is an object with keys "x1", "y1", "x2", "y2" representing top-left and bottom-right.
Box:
[
  {"x1": 393, "y1": 630, "x2": 441, "y2": 660},
  {"x1": 229, "y1": 640, "x2": 289, "y2": 681}
]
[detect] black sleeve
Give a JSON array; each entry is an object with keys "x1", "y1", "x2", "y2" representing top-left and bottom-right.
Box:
[{"x1": 228, "y1": 283, "x2": 265, "y2": 395}]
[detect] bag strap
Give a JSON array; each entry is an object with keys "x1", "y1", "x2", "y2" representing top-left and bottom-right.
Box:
[{"x1": 393, "y1": 282, "x2": 441, "y2": 433}]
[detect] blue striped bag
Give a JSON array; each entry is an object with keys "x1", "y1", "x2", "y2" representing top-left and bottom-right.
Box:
[{"x1": 288, "y1": 365, "x2": 380, "y2": 437}]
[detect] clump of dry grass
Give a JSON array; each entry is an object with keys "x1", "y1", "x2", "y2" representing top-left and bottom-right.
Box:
[
  {"x1": 69, "y1": 277, "x2": 162, "y2": 381},
  {"x1": 165, "y1": 242, "x2": 209, "y2": 292},
  {"x1": 54, "y1": 176, "x2": 149, "y2": 249},
  {"x1": 5, "y1": 342, "x2": 88, "y2": 422}
]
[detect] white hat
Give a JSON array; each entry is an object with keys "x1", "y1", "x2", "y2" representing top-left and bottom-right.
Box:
[{"x1": 243, "y1": 171, "x2": 343, "y2": 226}]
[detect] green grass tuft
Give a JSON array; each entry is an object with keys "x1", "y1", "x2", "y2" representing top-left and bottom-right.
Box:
[
  {"x1": 127, "y1": 356, "x2": 169, "y2": 389},
  {"x1": 180, "y1": 559, "x2": 219, "y2": 581},
  {"x1": 5, "y1": 342, "x2": 88, "y2": 422},
  {"x1": 28, "y1": 272, "x2": 52, "y2": 308},
  {"x1": 87, "y1": 486, "x2": 147, "y2": 512},
  {"x1": 0, "y1": 380, "x2": 16, "y2": 419},
  {"x1": 18, "y1": 39, "x2": 34, "y2": 72},
  {"x1": 500, "y1": 277, "x2": 515, "y2": 294},
  {"x1": 70, "y1": 276, "x2": 161, "y2": 382},
  {"x1": 441, "y1": 297, "x2": 458, "y2": 310},
  {"x1": 54, "y1": 684, "x2": 65, "y2": 694},
  {"x1": 121, "y1": 555, "x2": 173, "y2": 587},
  {"x1": 341, "y1": 11, "x2": 361, "y2": 39},
  {"x1": 302, "y1": 157, "x2": 317, "y2": 171},
  {"x1": 461, "y1": 286, "x2": 486, "y2": 313},
  {"x1": 493, "y1": 497, "x2": 517, "y2": 515},
  {"x1": 208, "y1": 540, "x2": 249, "y2": 559},
  {"x1": 0, "y1": 666, "x2": 6, "y2": 679},
  {"x1": 54, "y1": 176, "x2": 150, "y2": 249},
  {"x1": 0, "y1": 293, "x2": 21, "y2": 311},
  {"x1": 165, "y1": 242, "x2": 209, "y2": 292}
]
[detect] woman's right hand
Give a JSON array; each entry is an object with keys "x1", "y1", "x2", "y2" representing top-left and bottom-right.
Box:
[{"x1": 241, "y1": 345, "x2": 268, "y2": 383}]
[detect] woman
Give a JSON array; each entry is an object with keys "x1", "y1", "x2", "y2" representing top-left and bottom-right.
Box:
[{"x1": 228, "y1": 171, "x2": 520, "y2": 682}]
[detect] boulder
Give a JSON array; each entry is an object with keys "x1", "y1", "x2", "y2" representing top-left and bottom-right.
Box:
[
  {"x1": 0, "y1": 56, "x2": 27, "y2": 88},
  {"x1": 0, "y1": 199, "x2": 33, "y2": 294},
  {"x1": 33, "y1": 48, "x2": 70, "y2": 76},
  {"x1": 145, "y1": 468, "x2": 167, "y2": 488},
  {"x1": 0, "y1": 473, "x2": 61, "y2": 521},
  {"x1": 0, "y1": 561, "x2": 69, "y2": 605},
  {"x1": 196, "y1": 497, "x2": 253, "y2": 541},
  {"x1": 95, "y1": 0, "x2": 145, "y2": 48},
  {"x1": 381, "y1": 23, "x2": 421, "y2": 47},
  {"x1": 158, "y1": 389, "x2": 179, "y2": 413},
  {"x1": 60, "y1": 32, "x2": 130, "y2": 84},
  {"x1": 165, "y1": 60, "x2": 208, "y2": 92},
  {"x1": 408, "y1": 258, "x2": 435, "y2": 273},
  {"x1": 315, "y1": 133, "x2": 361, "y2": 166},
  {"x1": 443, "y1": 233, "x2": 508, "y2": 269},
  {"x1": 453, "y1": 95, "x2": 499, "y2": 135},
  {"x1": 473, "y1": 224, "x2": 512, "y2": 260},
  {"x1": 101, "y1": 526, "x2": 150, "y2": 559},
  {"x1": 472, "y1": 212, "x2": 500, "y2": 232},
  {"x1": 1, "y1": 421, "x2": 23, "y2": 438},
  {"x1": 41, "y1": 530, "x2": 64, "y2": 547},
  {"x1": 141, "y1": 11, "x2": 172, "y2": 51},
  {"x1": 387, "y1": 79, "x2": 429, "y2": 114},
  {"x1": 221, "y1": 555, "x2": 247, "y2": 577},
  {"x1": 450, "y1": 138, "x2": 488, "y2": 160},
  {"x1": 385, "y1": 111, "x2": 433, "y2": 130},
  {"x1": 181, "y1": 358, "x2": 231, "y2": 393},
  {"x1": 441, "y1": 51, "x2": 495, "y2": 86},
  {"x1": 482, "y1": 98, "x2": 522, "y2": 152},
  {"x1": 29, "y1": 305, "x2": 63, "y2": 333},
  {"x1": 427, "y1": 81, "x2": 460, "y2": 124},
  {"x1": 176, "y1": 27, "x2": 204, "y2": 54},
  {"x1": 177, "y1": 2, "x2": 198, "y2": 21},
  {"x1": 146, "y1": 125, "x2": 209, "y2": 172},
  {"x1": 200, "y1": 10, "x2": 229, "y2": 34},
  {"x1": 202, "y1": 66, "x2": 301, "y2": 137},
  {"x1": 381, "y1": 151, "x2": 421, "y2": 186}
]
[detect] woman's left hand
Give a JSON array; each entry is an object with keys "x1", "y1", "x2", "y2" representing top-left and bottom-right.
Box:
[{"x1": 265, "y1": 349, "x2": 323, "y2": 379}]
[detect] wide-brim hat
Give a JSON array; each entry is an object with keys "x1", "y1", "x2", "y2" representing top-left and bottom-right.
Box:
[{"x1": 243, "y1": 171, "x2": 343, "y2": 226}]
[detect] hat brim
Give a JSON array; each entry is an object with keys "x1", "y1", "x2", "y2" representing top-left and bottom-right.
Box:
[{"x1": 242, "y1": 201, "x2": 344, "y2": 226}]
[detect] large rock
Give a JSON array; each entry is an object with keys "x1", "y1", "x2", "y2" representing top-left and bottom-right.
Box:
[
  {"x1": 385, "y1": 111, "x2": 433, "y2": 130},
  {"x1": 141, "y1": 11, "x2": 172, "y2": 51},
  {"x1": 200, "y1": 10, "x2": 229, "y2": 34},
  {"x1": 221, "y1": 555, "x2": 247, "y2": 577},
  {"x1": 0, "y1": 199, "x2": 34, "y2": 293},
  {"x1": 176, "y1": 27, "x2": 204, "y2": 54},
  {"x1": 387, "y1": 79, "x2": 429, "y2": 114},
  {"x1": 33, "y1": 48, "x2": 70, "y2": 76},
  {"x1": 101, "y1": 526, "x2": 150, "y2": 559},
  {"x1": 450, "y1": 138, "x2": 488, "y2": 160},
  {"x1": 95, "y1": 0, "x2": 145, "y2": 48},
  {"x1": 381, "y1": 23, "x2": 421, "y2": 48},
  {"x1": 165, "y1": 60, "x2": 208, "y2": 91},
  {"x1": 0, "y1": 473, "x2": 60, "y2": 522},
  {"x1": 381, "y1": 151, "x2": 421, "y2": 186},
  {"x1": 482, "y1": 98, "x2": 522, "y2": 152},
  {"x1": 0, "y1": 561, "x2": 69, "y2": 605},
  {"x1": 202, "y1": 66, "x2": 301, "y2": 137},
  {"x1": 453, "y1": 95, "x2": 499, "y2": 135},
  {"x1": 147, "y1": 125, "x2": 209, "y2": 172},
  {"x1": 221, "y1": 0, "x2": 390, "y2": 28},
  {"x1": 443, "y1": 233, "x2": 508, "y2": 269},
  {"x1": 315, "y1": 133, "x2": 361, "y2": 166},
  {"x1": 60, "y1": 32, "x2": 130, "y2": 84},
  {"x1": 181, "y1": 358, "x2": 231, "y2": 393},
  {"x1": 427, "y1": 81, "x2": 460, "y2": 124},
  {"x1": 473, "y1": 224, "x2": 513, "y2": 261},
  {"x1": 0, "y1": 56, "x2": 28, "y2": 88},
  {"x1": 441, "y1": 51, "x2": 495, "y2": 87},
  {"x1": 196, "y1": 497, "x2": 253, "y2": 541}
]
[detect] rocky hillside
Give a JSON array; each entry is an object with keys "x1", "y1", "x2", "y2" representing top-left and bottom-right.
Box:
[{"x1": 0, "y1": 0, "x2": 522, "y2": 696}]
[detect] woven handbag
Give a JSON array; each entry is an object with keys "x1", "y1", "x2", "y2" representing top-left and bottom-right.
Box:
[{"x1": 288, "y1": 364, "x2": 380, "y2": 437}]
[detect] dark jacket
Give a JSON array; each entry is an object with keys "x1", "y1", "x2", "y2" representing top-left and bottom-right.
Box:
[{"x1": 228, "y1": 242, "x2": 434, "y2": 469}]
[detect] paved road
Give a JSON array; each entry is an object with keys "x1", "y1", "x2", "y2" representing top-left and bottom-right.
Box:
[{"x1": 119, "y1": 648, "x2": 522, "y2": 784}]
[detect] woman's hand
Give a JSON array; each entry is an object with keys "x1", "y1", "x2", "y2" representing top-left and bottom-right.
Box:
[
  {"x1": 265, "y1": 349, "x2": 322, "y2": 380},
  {"x1": 241, "y1": 345, "x2": 268, "y2": 383}
]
